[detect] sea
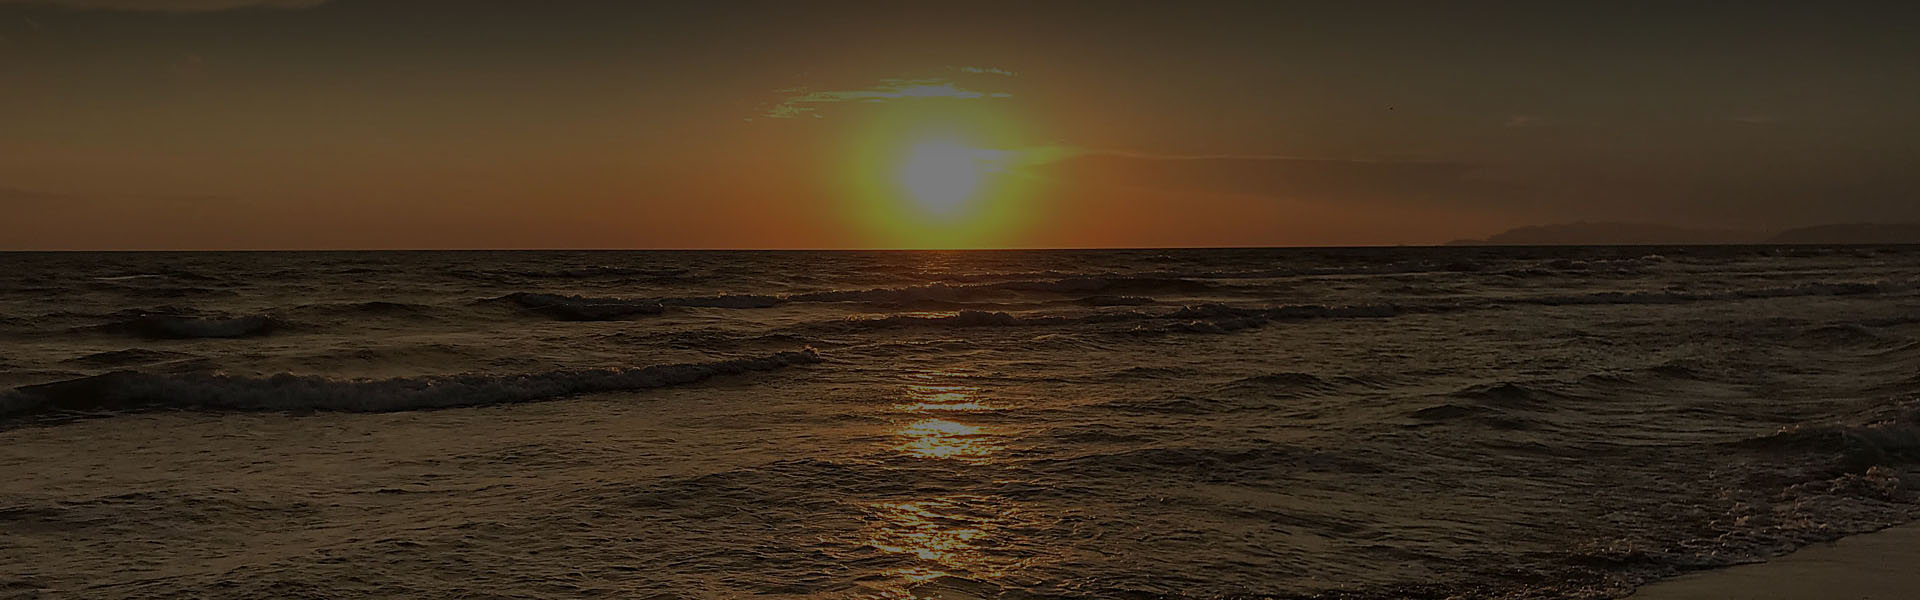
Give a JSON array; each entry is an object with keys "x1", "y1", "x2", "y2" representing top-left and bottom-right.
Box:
[{"x1": 2, "y1": 246, "x2": 1918, "y2": 599}]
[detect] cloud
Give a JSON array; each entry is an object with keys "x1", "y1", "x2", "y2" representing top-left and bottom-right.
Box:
[
  {"x1": 763, "y1": 77, "x2": 1012, "y2": 119},
  {"x1": 1023, "y1": 150, "x2": 1522, "y2": 210},
  {"x1": 955, "y1": 66, "x2": 1017, "y2": 77},
  {"x1": 0, "y1": 0, "x2": 326, "y2": 11}
]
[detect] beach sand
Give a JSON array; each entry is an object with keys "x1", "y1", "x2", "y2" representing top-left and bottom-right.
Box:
[{"x1": 1630, "y1": 523, "x2": 1920, "y2": 600}]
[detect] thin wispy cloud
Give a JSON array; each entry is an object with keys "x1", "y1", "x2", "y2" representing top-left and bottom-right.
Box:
[
  {"x1": 955, "y1": 66, "x2": 1017, "y2": 76},
  {"x1": 762, "y1": 77, "x2": 1013, "y2": 119},
  {"x1": 1030, "y1": 151, "x2": 1510, "y2": 211},
  {"x1": 0, "y1": 0, "x2": 326, "y2": 11}
]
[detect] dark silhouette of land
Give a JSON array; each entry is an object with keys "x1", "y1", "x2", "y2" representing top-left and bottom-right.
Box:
[{"x1": 1449, "y1": 222, "x2": 1920, "y2": 246}]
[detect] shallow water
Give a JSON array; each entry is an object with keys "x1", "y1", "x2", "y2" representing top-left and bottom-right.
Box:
[{"x1": 3, "y1": 246, "x2": 1919, "y2": 598}]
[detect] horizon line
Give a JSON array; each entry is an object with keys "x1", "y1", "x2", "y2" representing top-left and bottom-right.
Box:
[{"x1": 5, "y1": 241, "x2": 1914, "y2": 253}]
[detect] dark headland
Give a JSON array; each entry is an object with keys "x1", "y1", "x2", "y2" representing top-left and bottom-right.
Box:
[{"x1": 1448, "y1": 222, "x2": 1920, "y2": 246}]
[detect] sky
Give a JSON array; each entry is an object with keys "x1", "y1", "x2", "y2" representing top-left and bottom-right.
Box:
[{"x1": 1, "y1": 0, "x2": 1916, "y2": 249}]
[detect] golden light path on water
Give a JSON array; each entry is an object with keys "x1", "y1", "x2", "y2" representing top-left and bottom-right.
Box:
[
  {"x1": 894, "y1": 381, "x2": 992, "y2": 417},
  {"x1": 861, "y1": 373, "x2": 1021, "y2": 592},
  {"x1": 893, "y1": 379, "x2": 997, "y2": 462}
]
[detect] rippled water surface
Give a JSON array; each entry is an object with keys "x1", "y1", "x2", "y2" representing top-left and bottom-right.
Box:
[{"x1": 4, "y1": 247, "x2": 1920, "y2": 598}]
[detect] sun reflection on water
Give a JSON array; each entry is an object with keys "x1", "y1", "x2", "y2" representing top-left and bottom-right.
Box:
[
  {"x1": 895, "y1": 382, "x2": 991, "y2": 412},
  {"x1": 867, "y1": 499, "x2": 991, "y2": 561},
  {"x1": 891, "y1": 379, "x2": 1000, "y2": 462},
  {"x1": 862, "y1": 495, "x2": 1016, "y2": 588},
  {"x1": 896, "y1": 418, "x2": 997, "y2": 462},
  {"x1": 863, "y1": 373, "x2": 1022, "y2": 594}
]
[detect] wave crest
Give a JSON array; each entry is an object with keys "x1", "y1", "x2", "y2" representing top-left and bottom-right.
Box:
[
  {"x1": 99, "y1": 314, "x2": 282, "y2": 339},
  {"x1": 0, "y1": 349, "x2": 821, "y2": 419},
  {"x1": 494, "y1": 293, "x2": 664, "y2": 321}
]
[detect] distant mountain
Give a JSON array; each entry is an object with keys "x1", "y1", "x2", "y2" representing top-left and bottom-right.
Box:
[
  {"x1": 1446, "y1": 222, "x2": 1764, "y2": 246},
  {"x1": 1766, "y1": 223, "x2": 1920, "y2": 244}
]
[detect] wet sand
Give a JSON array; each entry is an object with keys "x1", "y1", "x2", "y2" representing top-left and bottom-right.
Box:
[{"x1": 1631, "y1": 523, "x2": 1920, "y2": 600}]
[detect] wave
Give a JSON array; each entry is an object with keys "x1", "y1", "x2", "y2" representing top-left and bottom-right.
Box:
[
  {"x1": 1098, "y1": 373, "x2": 1382, "y2": 415},
  {"x1": 1638, "y1": 400, "x2": 1920, "y2": 582},
  {"x1": 84, "y1": 283, "x2": 236, "y2": 300},
  {"x1": 1093, "y1": 394, "x2": 1276, "y2": 415},
  {"x1": 1730, "y1": 401, "x2": 1920, "y2": 470},
  {"x1": 1030, "y1": 443, "x2": 1382, "y2": 480},
  {"x1": 97, "y1": 313, "x2": 283, "y2": 339},
  {"x1": 1125, "y1": 280, "x2": 1910, "y2": 336},
  {"x1": 1136, "y1": 303, "x2": 1411, "y2": 335},
  {"x1": 871, "y1": 310, "x2": 1066, "y2": 329},
  {"x1": 1408, "y1": 403, "x2": 1487, "y2": 421},
  {"x1": 453, "y1": 266, "x2": 693, "y2": 281},
  {"x1": 490, "y1": 276, "x2": 1917, "y2": 337},
  {"x1": 1513, "y1": 280, "x2": 1907, "y2": 307},
  {"x1": 1401, "y1": 381, "x2": 1591, "y2": 430},
  {"x1": 1216, "y1": 372, "x2": 1383, "y2": 396},
  {"x1": 787, "y1": 276, "x2": 1215, "y2": 305},
  {"x1": 1448, "y1": 381, "x2": 1581, "y2": 408},
  {"x1": 820, "y1": 310, "x2": 1057, "y2": 331},
  {"x1": 288, "y1": 300, "x2": 446, "y2": 321},
  {"x1": 807, "y1": 302, "x2": 1409, "y2": 334},
  {"x1": 91, "y1": 269, "x2": 222, "y2": 283},
  {"x1": 1489, "y1": 255, "x2": 1669, "y2": 278},
  {"x1": 0, "y1": 349, "x2": 821, "y2": 419},
  {"x1": 1784, "y1": 323, "x2": 1920, "y2": 357},
  {"x1": 487, "y1": 278, "x2": 1911, "y2": 341},
  {"x1": 1076, "y1": 295, "x2": 1156, "y2": 306},
  {"x1": 62, "y1": 348, "x2": 198, "y2": 367},
  {"x1": 493, "y1": 292, "x2": 664, "y2": 321},
  {"x1": 913, "y1": 263, "x2": 1467, "y2": 286},
  {"x1": 509, "y1": 276, "x2": 1221, "y2": 316},
  {"x1": 1106, "y1": 366, "x2": 1201, "y2": 380},
  {"x1": 659, "y1": 295, "x2": 783, "y2": 309},
  {"x1": 938, "y1": 259, "x2": 1661, "y2": 286},
  {"x1": 327, "y1": 300, "x2": 436, "y2": 314}
]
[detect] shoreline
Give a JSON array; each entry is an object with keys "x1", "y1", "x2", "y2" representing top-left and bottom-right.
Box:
[{"x1": 1629, "y1": 522, "x2": 1920, "y2": 599}]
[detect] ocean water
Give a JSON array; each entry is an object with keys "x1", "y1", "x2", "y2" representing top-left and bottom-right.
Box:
[{"x1": 2, "y1": 246, "x2": 1919, "y2": 599}]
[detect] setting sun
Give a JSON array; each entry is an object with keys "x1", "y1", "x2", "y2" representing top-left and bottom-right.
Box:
[
  {"x1": 897, "y1": 139, "x2": 1005, "y2": 218},
  {"x1": 838, "y1": 106, "x2": 1044, "y2": 249}
]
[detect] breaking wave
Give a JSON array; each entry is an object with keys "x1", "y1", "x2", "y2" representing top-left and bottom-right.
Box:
[
  {"x1": 1215, "y1": 371, "x2": 1390, "y2": 396},
  {"x1": 483, "y1": 278, "x2": 1908, "y2": 333},
  {"x1": 301, "y1": 300, "x2": 441, "y2": 316},
  {"x1": 813, "y1": 302, "x2": 1413, "y2": 334},
  {"x1": 1030, "y1": 443, "x2": 1383, "y2": 481},
  {"x1": 453, "y1": 266, "x2": 694, "y2": 282},
  {"x1": 1515, "y1": 280, "x2": 1908, "y2": 306},
  {"x1": 1731, "y1": 401, "x2": 1920, "y2": 470},
  {"x1": 490, "y1": 276, "x2": 1220, "y2": 319},
  {"x1": 97, "y1": 313, "x2": 284, "y2": 339},
  {"x1": 63, "y1": 348, "x2": 197, "y2": 367},
  {"x1": 790, "y1": 276, "x2": 1215, "y2": 304},
  {"x1": 0, "y1": 349, "x2": 821, "y2": 419},
  {"x1": 492, "y1": 292, "x2": 665, "y2": 321}
]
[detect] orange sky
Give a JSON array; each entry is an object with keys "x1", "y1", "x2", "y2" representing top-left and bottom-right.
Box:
[{"x1": 1, "y1": 1, "x2": 1917, "y2": 249}]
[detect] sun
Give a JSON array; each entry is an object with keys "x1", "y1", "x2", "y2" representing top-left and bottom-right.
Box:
[
  {"x1": 837, "y1": 106, "x2": 1043, "y2": 249},
  {"x1": 897, "y1": 139, "x2": 1005, "y2": 218}
]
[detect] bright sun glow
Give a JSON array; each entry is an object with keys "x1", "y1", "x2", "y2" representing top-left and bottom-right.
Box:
[
  {"x1": 839, "y1": 106, "x2": 1043, "y2": 249},
  {"x1": 897, "y1": 139, "x2": 1003, "y2": 217}
]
